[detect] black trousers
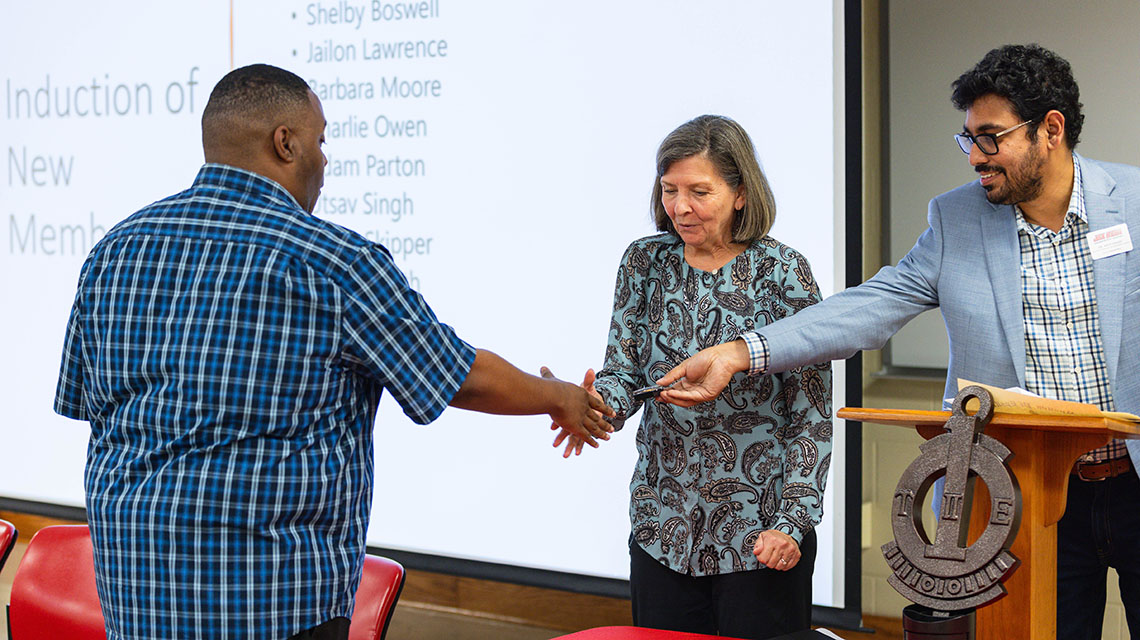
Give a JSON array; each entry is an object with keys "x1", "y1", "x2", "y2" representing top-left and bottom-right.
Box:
[
  {"x1": 287, "y1": 616, "x2": 351, "y2": 640},
  {"x1": 1056, "y1": 472, "x2": 1140, "y2": 640},
  {"x1": 629, "y1": 530, "x2": 816, "y2": 640}
]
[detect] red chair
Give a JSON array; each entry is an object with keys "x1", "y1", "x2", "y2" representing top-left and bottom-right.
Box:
[
  {"x1": 0, "y1": 519, "x2": 17, "y2": 573},
  {"x1": 6, "y1": 524, "x2": 404, "y2": 640},
  {"x1": 6, "y1": 524, "x2": 106, "y2": 639},
  {"x1": 349, "y1": 554, "x2": 406, "y2": 640}
]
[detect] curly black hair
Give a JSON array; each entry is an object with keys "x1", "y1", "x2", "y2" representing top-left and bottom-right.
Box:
[{"x1": 951, "y1": 44, "x2": 1084, "y2": 148}]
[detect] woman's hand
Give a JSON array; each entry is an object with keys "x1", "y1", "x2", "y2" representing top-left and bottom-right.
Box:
[
  {"x1": 551, "y1": 368, "x2": 603, "y2": 457},
  {"x1": 540, "y1": 366, "x2": 612, "y2": 449},
  {"x1": 753, "y1": 529, "x2": 801, "y2": 571}
]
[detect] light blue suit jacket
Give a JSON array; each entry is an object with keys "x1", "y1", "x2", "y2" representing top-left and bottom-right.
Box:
[{"x1": 758, "y1": 155, "x2": 1140, "y2": 471}]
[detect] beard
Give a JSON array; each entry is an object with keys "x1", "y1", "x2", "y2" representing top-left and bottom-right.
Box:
[{"x1": 977, "y1": 139, "x2": 1046, "y2": 206}]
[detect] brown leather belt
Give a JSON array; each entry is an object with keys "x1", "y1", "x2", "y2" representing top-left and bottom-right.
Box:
[{"x1": 1071, "y1": 456, "x2": 1133, "y2": 481}]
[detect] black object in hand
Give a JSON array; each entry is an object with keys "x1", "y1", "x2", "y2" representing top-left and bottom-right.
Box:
[{"x1": 632, "y1": 381, "x2": 676, "y2": 401}]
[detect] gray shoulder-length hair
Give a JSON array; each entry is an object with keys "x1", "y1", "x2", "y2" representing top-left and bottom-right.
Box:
[{"x1": 651, "y1": 115, "x2": 776, "y2": 243}]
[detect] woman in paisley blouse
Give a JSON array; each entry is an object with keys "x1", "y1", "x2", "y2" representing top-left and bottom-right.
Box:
[{"x1": 556, "y1": 115, "x2": 832, "y2": 639}]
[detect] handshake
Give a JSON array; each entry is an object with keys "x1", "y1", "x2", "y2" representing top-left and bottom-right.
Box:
[{"x1": 545, "y1": 338, "x2": 751, "y2": 457}]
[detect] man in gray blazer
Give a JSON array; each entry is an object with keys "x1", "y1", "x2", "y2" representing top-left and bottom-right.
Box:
[{"x1": 657, "y1": 44, "x2": 1140, "y2": 640}]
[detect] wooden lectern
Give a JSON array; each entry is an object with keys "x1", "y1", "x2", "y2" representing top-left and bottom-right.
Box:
[{"x1": 839, "y1": 406, "x2": 1140, "y2": 640}]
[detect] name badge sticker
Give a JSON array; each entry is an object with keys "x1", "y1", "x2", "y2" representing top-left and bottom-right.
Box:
[{"x1": 1087, "y1": 223, "x2": 1133, "y2": 260}]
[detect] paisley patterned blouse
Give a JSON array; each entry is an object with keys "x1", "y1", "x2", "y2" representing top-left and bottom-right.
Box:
[{"x1": 594, "y1": 233, "x2": 832, "y2": 577}]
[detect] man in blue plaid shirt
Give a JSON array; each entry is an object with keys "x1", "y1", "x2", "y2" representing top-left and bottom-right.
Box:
[
  {"x1": 54, "y1": 64, "x2": 613, "y2": 640},
  {"x1": 658, "y1": 45, "x2": 1140, "y2": 640}
]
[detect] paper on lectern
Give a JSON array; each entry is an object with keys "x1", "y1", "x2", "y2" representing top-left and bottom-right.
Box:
[{"x1": 953, "y1": 379, "x2": 1140, "y2": 422}]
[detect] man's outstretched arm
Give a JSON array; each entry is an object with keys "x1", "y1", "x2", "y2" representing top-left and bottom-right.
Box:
[{"x1": 450, "y1": 349, "x2": 615, "y2": 447}]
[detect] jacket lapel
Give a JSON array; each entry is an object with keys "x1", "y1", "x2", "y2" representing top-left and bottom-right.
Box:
[
  {"x1": 980, "y1": 201, "x2": 1026, "y2": 387},
  {"x1": 1080, "y1": 156, "x2": 1125, "y2": 384}
]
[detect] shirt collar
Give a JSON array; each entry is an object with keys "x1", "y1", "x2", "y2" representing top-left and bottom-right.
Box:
[
  {"x1": 1015, "y1": 153, "x2": 1084, "y2": 234},
  {"x1": 193, "y1": 163, "x2": 306, "y2": 213}
]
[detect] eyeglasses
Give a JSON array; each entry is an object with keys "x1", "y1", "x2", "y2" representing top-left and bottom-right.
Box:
[{"x1": 954, "y1": 119, "x2": 1035, "y2": 155}]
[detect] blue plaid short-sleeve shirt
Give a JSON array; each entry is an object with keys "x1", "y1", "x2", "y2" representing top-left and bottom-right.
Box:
[{"x1": 54, "y1": 164, "x2": 475, "y2": 639}]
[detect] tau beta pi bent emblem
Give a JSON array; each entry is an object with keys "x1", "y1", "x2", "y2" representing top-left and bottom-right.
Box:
[{"x1": 881, "y1": 386, "x2": 1022, "y2": 611}]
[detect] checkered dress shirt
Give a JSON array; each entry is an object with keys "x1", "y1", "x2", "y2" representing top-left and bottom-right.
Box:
[
  {"x1": 1016, "y1": 158, "x2": 1125, "y2": 461},
  {"x1": 54, "y1": 164, "x2": 475, "y2": 639}
]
